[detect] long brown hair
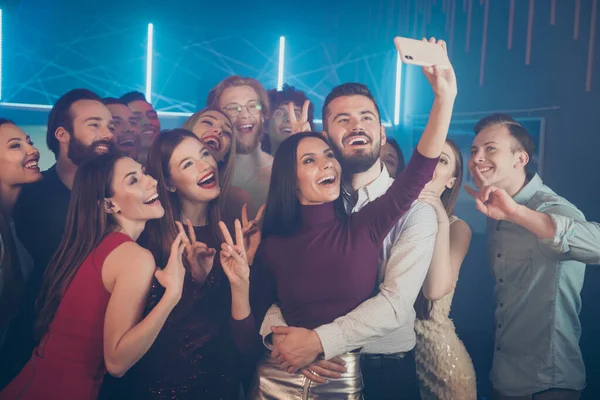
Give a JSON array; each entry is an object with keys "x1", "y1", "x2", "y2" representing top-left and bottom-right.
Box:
[
  {"x1": 0, "y1": 212, "x2": 24, "y2": 332},
  {"x1": 182, "y1": 107, "x2": 236, "y2": 205},
  {"x1": 415, "y1": 138, "x2": 463, "y2": 321},
  {"x1": 35, "y1": 154, "x2": 124, "y2": 340},
  {"x1": 143, "y1": 129, "x2": 231, "y2": 267},
  {"x1": 262, "y1": 132, "x2": 347, "y2": 239}
]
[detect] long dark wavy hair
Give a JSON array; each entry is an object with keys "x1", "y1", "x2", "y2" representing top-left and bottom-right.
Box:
[
  {"x1": 415, "y1": 139, "x2": 464, "y2": 320},
  {"x1": 0, "y1": 118, "x2": 24, "y2": 330},
  {"x1": 143, "y1": 129, "x2": 230, "y2": 267},
  {"x1": 35, "y1": 153, "x2": 124, "y2": 340},
  {"x1": 261, "y1": 131, "x2": 347, "y2": 239}
]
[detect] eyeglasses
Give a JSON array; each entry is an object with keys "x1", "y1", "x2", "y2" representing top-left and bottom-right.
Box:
[{"x1": 223, "y1": 100, "x2": 262, "y2": 117}]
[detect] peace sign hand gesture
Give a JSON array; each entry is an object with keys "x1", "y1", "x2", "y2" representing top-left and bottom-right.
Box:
[
  {"x1": 465, "y1": 167, "x2": 519, "y2": 221},
  {"x1": 288, "y1": 100, "x2": 311, "y2": 134},
  {"x1": 241, "y1": 203, "x2": 265, "y2": 266},
  {"x1": 175, "y1": 219, "x2": 216, "y2": 284},
  {"x1": 219, "y1": 220, "x2": 250, "y2": 290}
]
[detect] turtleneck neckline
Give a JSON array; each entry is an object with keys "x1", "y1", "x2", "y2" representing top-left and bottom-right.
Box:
[{"x1": 299, "y1": 201, "x2": 337, "y2": 229}]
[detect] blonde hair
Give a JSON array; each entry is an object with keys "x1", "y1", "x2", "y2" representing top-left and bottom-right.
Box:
[{"x1": 206, "y1": 76, "x2": 270, "y2": 118}]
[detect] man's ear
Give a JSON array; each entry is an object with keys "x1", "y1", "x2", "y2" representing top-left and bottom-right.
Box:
[
  {"x1": 514, "y1": 150, "x2": 530, "y2": 169},
  {"x1": 380, "y1": 125, "x2": 387, "y2": 146},
  {"x1": 55, "y1": 127, "x2": 71, "y2": 145}
]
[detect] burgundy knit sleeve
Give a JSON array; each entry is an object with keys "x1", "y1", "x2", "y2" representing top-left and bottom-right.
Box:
[{"x1": 350, "y1": 149, "x2": 438, "y2": 246}]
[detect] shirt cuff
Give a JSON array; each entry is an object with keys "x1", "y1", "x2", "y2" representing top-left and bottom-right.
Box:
[
  {"x1": 259, "y1": 324, "x2": 274, "y2": 350},
  {"x1": 539, "y1": 214, "x2": 573, "y2": 253},
  {"x1": 314, "y1": 322, "x2": 346, "y2": 360},
  {"x1": 259, "y1": 305, "x2": 288, "y2": 349}
]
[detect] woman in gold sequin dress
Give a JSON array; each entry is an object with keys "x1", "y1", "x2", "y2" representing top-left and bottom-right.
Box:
[{"x1": 414, "y1": 139, "x2": 477, "y2": 400}]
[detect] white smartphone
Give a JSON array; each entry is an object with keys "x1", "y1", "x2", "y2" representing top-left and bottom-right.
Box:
[{"x1": 394, "y1": 37, "x2": 451, "y2": 69}]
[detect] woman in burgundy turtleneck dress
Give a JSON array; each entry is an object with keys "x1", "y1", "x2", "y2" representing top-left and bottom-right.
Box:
[
  {"x1": 220, "y1": 39, "x2": 456, "y2": 399},
  {"x1": 221, "y1": 132, "x2": 438, "y2": 399}
]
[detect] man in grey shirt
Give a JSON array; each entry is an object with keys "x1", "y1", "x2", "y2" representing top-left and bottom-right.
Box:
[
  {"x1": 259, "y1": 78, "x2": 456, "y2": 399},
  {"x1": 467, "y1": 114, "x2": 596, "y2": 400}
]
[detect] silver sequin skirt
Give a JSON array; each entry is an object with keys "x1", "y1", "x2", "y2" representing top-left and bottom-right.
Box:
[{"x1": 249, "y1": 351, "x2": 364, "y2": 400}]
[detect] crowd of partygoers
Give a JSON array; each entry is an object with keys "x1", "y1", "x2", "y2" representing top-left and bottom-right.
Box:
[{"x1": 0, "y1": 38, "x2": 599, "y2": 400}]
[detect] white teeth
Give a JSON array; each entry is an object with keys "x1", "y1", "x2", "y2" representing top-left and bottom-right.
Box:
[
  {"x1": 199, "y1": 172, "x2": 215, "y2": 184},
  {"x1": 144, "y1": 193, "x2": 158, "y2": 203},
  {"x1": 348, "y1": 137, "x2": 368, "y2": 145},
  {"x1": 25, "y1": 160, "x2": 38, "y2": 168},
  {"x1": 317, "y1": 176, "x2": 336, "y2": 184},
  {"x1": 120, "y1": 140, "x2": 134, "y2": 145},
  {"x1": 239, "y1": 124, "x2": 253, "y2": 130},
  {"x1": 142, "y1": 130, "x2": 155, "y2": 135},
  {"x1": 478, "y1": 167, "x2": 492, "y2": 172},
  {"x1": 282, "y1": 128, "x2": 292, "y2": 134}
]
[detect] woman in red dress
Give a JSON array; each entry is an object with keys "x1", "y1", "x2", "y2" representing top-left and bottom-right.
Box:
[{"x1": 0, "y1": 154, "x2": 187, "y2": 400}]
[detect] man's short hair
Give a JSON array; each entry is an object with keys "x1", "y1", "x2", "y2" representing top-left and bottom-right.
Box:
[
  {"x1": 120, "y1": 91, "x2": 148, "y2": 105},
  {"x1": 47, "y1": 88, "x2": 103, "y2": 159},
  {"x1": 474, "y1": 113, "x2": 535, "y2": 160},
  {"x1": 321, "y1": 83, "x2": 381, "y2": 131},
  {"x1": 103, "y1": 97, "x2": 129, "y2": 107},
  {"x1": 268, "y1": 84, "x2": 314, "y2": 127}
]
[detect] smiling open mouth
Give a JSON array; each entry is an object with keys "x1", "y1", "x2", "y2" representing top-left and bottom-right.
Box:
[
  {"x1": 141, "y1": 129, "x2": 157, "y2": 136},
  {"x1": 94, "y1": 144, "x2": 110, "y2": 153},
  {"x1": 345, "y1": 136, "x2": 371, "y2": 146},
  {"x1": 197, "y1": 171, "x2": 217, "y2": 189},
  {"x1": 237, "y1": 124, "x2": 254, "y2": 134},
  {"x1": 143, "y1": 193, "x2": 159, "y2": 204},
  {"x1": 24, "y1": 159, "x2": 40, "y2": 170},
  {"x1": 203, "y1": 135, "x2": 222, "y2": 151},
  {"x1": 119, "y1": 139, "x2": 136, "y2": 146},
  {"x1": 317, "y1": 175, "x2": 337, "y2": 185}
]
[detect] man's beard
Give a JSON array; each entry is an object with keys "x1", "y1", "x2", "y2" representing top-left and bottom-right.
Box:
[
  {"x1": 331, "y1": 137, "x2": 381, "y2": 175},
  {"x1": 235, "y1": 119, "x2": 263, "y2": 155},
  {"x1": 68, "y1": 137, "x2": 117, "y2": 166}
]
